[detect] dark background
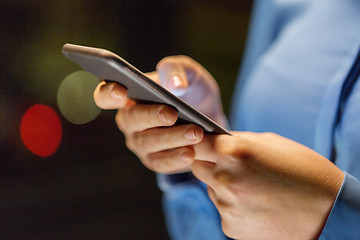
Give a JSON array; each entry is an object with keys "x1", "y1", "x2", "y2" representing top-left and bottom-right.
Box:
[{"x1": 0, "y1": 0, "x2": 252, "y2": 239}]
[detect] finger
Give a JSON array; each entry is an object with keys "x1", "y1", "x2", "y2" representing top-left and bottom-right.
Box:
[
  {"x1": 93, "y1": 81, "x2": 132, "y2": 109},
  {"x1": 156, "y1": 56, "x2": 193, "y2": 95},
  {"x1": 207, "y1": 185, "x2": 230, "y2": 209},
  {"x1": 192, "y1": 160, "x2": 238, "y2": 205},
  {"x1": 207, "y1": 186, "x2": 232, "y2": 214},
  {"x1": 115, "y1": 103, "x2": 178, "y2": 134},
  {"x1": 193, "y1": 134, "x2": 250, "y2": 164},
  {"x1": 128, "y1": 124, "x2": 204, "y2": 154},
  {"x1": 191, "y1": 160, "x2": 217, "y2": 187},
  {"x1": 143, "y1": 146, "x2": 195, "y2": 174},
  {"x1": 192, "y1": 134, "x2": 221, "y2": 163},
  {"x1": 207, "y1": 186, "x2": 230, "y2": 208},
  {"x1": 144, "y1": 71, "x2": 160, "y2": 84},
  {"x1": 207, "y1": 185, "x2": 217, "y2": 204}
]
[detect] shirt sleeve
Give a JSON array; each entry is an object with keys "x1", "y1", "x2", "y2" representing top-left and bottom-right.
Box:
[
  {"x1": 319, "y1": 172, "x2": 360, "y2": 239},
  {"x1": 157, "y1": 174, "x2": 230, "y2": 240}
]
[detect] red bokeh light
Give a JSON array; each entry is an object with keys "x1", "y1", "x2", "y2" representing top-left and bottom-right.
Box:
[{"x1": 20, "y1": 104, "x2": 63, "y2": 157}]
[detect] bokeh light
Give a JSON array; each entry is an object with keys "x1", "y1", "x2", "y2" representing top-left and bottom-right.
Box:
[
  {"x1": 57, "y1": 71, "x2": 101, "y2": 124},
  {"x1": 20, "y1": 104, "x2": 63, "y2": 157}
]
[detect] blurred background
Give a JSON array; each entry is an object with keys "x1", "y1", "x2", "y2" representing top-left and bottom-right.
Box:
[{"x1": 0, "y1": 0, "x2": 252, "y2": 239}]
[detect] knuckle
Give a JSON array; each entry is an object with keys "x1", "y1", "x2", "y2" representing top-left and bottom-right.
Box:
[
  {"x1": 221, "y1": 137, "x2": 251, "y2": 161},
  {"x1": 262, "y1": 131, "x2": 277, "y2": 139}
]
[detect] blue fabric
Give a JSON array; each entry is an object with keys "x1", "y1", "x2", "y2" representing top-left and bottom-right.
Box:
[
  {"x1": 159, "y1": 179, "x2": 227, "y2": 240},
  {"x1": 320, "y1": 173, "x2": 360, "y2": 240},
  {"x1": 159, "y1": 0, "x2": 360, "y2": 239}
]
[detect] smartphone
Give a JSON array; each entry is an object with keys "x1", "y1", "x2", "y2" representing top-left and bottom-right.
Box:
[{"x1": 62, "y1": 43, "x2": 230, "y2": 135}]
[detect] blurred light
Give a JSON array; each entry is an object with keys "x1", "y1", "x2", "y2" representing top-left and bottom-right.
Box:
[
  {"x1": 57, "y1": 71, "x2": 101, "y2": 124},
  {"x1": 20, "y1": 104, "x2": 62, "y2": 157}
]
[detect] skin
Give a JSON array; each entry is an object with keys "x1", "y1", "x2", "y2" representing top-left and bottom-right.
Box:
[
  {"x1": 192, "y1": 132, "x2": 343, "y2": 239},
  {"x1": 93, "y1": 56, "x2": 344, "y2": 240}
]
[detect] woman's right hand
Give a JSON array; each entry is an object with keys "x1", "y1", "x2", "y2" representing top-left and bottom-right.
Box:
[
  {"x1": 93, "y1": 55, "x2": 225, "y2": 174},
  {"x1": 93, "y1": 81, "x2": 204, "y2": 174}
]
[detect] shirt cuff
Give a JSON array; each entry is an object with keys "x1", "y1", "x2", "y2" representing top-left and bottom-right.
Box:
[
  {"x1": 319, "y1": 172, "x2": 360, "y2": 239},
  {"x1": 157, "y1": 172, "x2": 199, "y2": 192}
]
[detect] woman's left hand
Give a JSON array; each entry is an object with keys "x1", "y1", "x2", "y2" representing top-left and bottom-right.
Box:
[{"x1": 191, "y1": 132, "x2": 344, "y2": 240}]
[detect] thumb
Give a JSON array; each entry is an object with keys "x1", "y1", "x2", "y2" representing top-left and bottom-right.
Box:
[
  {"x1": 155, "y1": 56, "x2": 226, "y2": 126},
  {"x1": 156, "y1": 56, "x2": 192, "y2": 96}
]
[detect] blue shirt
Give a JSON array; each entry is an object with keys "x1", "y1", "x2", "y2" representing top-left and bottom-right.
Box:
[{"x1": 159, "y1": 0, "x2": 360, "y2": 239}]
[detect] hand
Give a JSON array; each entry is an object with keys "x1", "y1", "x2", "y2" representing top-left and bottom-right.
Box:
[
  {"x1": 191, "y1": 132, "x2": 344, "y2": 240},
  {"x1": 148, "y1": 55, "x2": 226, "y2": 126},
  {"x1": 93, "y1": 56, "x2": 224, "y2": 174}
]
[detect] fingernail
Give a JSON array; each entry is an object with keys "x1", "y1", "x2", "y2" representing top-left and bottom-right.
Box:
[
  {"x1": 110, "y1": 85, "x2": 123, "y2": 99},
  {"x1": 158, "y1": 107, "x2": 177, "y2": 124},
  {"x1": 180, "y1": 151, "x2": 193, "y2": 162},
  {"x1": 168, "y1": 75, "x2": 184, "y2": 89},
  {"x1": 158, "y1": 111, "x2": 170, "y2": 124},
  {"x1": 184, "y1": 127, "x2": 198, "y2": 140}
]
